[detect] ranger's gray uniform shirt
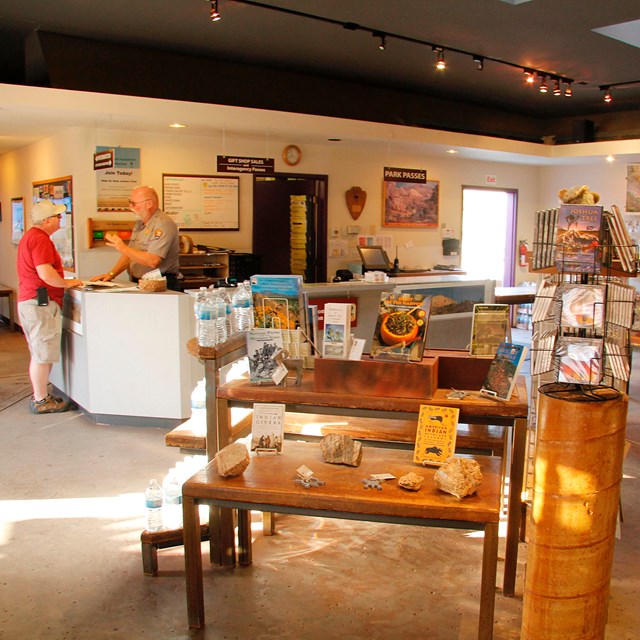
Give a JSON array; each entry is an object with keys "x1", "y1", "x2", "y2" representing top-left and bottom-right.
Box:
[{"x1": 127, "y1": 209, "x2": 180, "y2": 279}]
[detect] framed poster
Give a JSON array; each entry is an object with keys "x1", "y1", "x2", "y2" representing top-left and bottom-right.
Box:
[
  {"x1": 11, "y1": 197, "x2": 24, "y2": 244},
  {"x1": 162, "y1": 173, "x2": 239, "y2": 230},
  {"x1": 32, "y1": 176, "x2": 75, "y2": 271},
  {"x1": 383, "y1": 179, "x2": 439, "y2": 228}
]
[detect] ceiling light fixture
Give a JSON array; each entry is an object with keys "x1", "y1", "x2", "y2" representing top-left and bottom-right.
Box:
[
  {"x1": 209, "y1": 0, "x2": 221, "y2": 22},
  {"x1": 606, "y1": 155, "x2": 615, "y2": 162},
  {"x1": 539, "y1": 75, "x2": 548, "y2": 93},
  {"x1": 169, "y1": 123, "x2": 187, "y2": 128},
  {"x1": 553, "y1": 78, "x2": 561, "y2": 96},
  {"x1": 226, "y1": 2, "x2": 588, "y2": 100},
  {"x1": 601, "y1": 86, "x2": 612, "y2": 103},
  {"x1": 373, "y1": 31, "x2": 386, "y2": 51},
  {"x1": 564, "y1": 81, "x2": 573, "y2": 97}
]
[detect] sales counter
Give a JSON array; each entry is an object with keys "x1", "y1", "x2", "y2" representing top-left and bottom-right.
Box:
[
  {"x1": 51, "y1": 287, "x2": 202, "y2": 426},
  {"x1": 304, "y1": 276, "x2": 495, "y2": 351}
]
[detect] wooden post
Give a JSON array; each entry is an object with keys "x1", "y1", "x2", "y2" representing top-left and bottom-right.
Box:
[{"x1": 521, "y1": 384, "x2": 627, "y2": 640}]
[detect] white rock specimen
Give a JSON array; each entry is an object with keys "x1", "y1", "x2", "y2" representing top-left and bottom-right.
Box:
[
  {"x1": 434, "y1": 457, "x2": 483, "y2": 498},
  {"x1": 398, "y1": 472, "x2": 424, "y2": 491},
  {"x1": 320, "y1": 434, "x2": 363, "y2": 467},
  {"x1": 215, "y1": 442, "x2": 250, "y2": 477}
]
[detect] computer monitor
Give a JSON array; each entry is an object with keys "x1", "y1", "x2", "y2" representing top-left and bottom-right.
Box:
[{"x1": 357, "y1": 245, "x2": 391, "y2": 271}]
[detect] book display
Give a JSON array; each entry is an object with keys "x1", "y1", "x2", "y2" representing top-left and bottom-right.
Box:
[
  {"x1": 412, "y1": 404, "x2": 459, "y2": 466},
  {"x1": 525, "y1": 194, "x2": 638, "y2": 500},
  {"x1": 322, "y1": 302, "x2": 352, "y2": 359},
  {"x1": 469, "y1": 304, "x2": 511, "y2": 356},
  {"x1": 250, "y1": 274, "x2": 305, "y2": 331},
  {"x1": 370, "y1": 291, "x2": 432, "y2": 362},
  {"x1": 480, "y1": 342, "x2": 528, "y2": 401},
  {"x1": 246, "y1": 329, "x2": 285, "y2": 384}
]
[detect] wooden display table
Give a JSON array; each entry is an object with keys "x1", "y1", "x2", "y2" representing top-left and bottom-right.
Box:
[
  {"x1": 183, "y1": 441, "x2": 502, "y2": 639},
  {"x1": 215, "y1": 358, "x2": 528, "y2": 597}
]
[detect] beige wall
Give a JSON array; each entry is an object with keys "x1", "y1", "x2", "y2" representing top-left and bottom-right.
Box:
[{"x1": 1, "y1": 92, "x2": 639, "y2": 325}]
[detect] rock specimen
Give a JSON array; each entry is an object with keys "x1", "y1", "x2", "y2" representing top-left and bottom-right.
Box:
[
  {"x1": 434, "y1": 457, "x2": 483, "y2": 498},
  {"x1": 320, "y1": 434, "x2": 363, "y2": 467},
  {"x1": 215, "y1": 442, "x2": 250, "y2": 477},
  {"x1": 398, "y1": 471, "x2": 424, "y2": 491}
]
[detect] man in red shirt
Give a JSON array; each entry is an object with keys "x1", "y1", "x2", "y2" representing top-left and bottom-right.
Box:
[{"x1": 17, "y1": 200, "x2": 82, "y2": 414}]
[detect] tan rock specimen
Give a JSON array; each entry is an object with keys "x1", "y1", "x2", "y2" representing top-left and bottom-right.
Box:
[
  {"x1": 320, "y1": 433, "x2": 363, "y2": 467},
  {"x1": 215, "y1": 442, "x2": 250, "y2": 477},
  {"x1": 434, "y1": 457, "x2": 483, "y2": 498},
  {"x1": 398, "y1": 472, "x2": 424, "y2": 491}
]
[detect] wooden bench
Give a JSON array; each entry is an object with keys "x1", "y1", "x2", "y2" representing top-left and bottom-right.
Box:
[{"x1": 0, "y1": 285, "x2": 16, "y2": 331}]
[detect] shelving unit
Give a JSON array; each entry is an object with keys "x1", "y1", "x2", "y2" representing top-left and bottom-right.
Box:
[
  {"x1": 523, "y1": 204, "x2": 638, "y2": 499},
  {"x1": 179, "y1": 250, "x2": 229, "y2": 289},
  {"x1": 87, "y1": 218, "x2": 135, "y2": 248}
]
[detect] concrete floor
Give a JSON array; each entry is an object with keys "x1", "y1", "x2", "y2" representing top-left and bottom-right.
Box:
[{"x1": 0, "y1": 324, "x2": 638, "y2": 639}]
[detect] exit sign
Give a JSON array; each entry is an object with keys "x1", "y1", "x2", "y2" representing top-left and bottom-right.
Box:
[{"x1": 485, "y1": 175, "x2": 497, "y2": 184}]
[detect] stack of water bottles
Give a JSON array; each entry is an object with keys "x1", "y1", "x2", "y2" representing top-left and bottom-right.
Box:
[
  {"x1": 144, "y1": 455, "x2": 208, "y2": 532},
  {"x1": 194, "y1": 286, "x2": 228, "y2": 347},
  {"x1": 194, "y1": 282, "x2": 253, "y2": 347}
]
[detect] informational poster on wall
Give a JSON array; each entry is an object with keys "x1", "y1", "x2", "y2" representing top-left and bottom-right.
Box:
[
  {"x1": 95, "y1": 146, "x2": 141, "y2": 212},
  {"x1": 162, "y1": 174, "x2": 239, "y2": 230}
]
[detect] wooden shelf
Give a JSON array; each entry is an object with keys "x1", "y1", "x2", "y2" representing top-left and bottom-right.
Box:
[
  {"x1": 179, "y1": 250, "x2": 229, "y2": 289},
  {"x1": 88, "y1": 218, "x2": 135, "y2": 248}
]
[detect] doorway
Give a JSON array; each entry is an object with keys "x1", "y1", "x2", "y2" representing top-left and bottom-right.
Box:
[
  {"x1": 253, "y1": 174, "x2": 328, "y2": 283},
  {"x1": 460, "y1": 187, "x2": 518, "y2": 286}
]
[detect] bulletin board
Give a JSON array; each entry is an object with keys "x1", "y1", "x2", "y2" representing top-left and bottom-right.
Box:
[
  {"x1": 32, "y1": 176, "x2": 75, "y2": 271},
  {"x1": 162, "y1": 173, "x2": 240, "y2": 230}
]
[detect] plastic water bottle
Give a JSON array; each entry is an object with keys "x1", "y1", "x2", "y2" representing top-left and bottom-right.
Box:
[
  {"x1": 163, "y1": 470, "x2": 182, "y2": 530},
  {"x1": 145, "y1": 479, "x2": 163, "y2": 532},
  {"x1": 194, "y1": 287, "x2": 217, "y2": 347},
  {"x1": 231, "y1": 281, "x2": 253, "y2": 333},
  {"x1": 190, "y1": 378, "x2": 206, "y2": 434},
  {"x1": 208, "y1": 289, "x2": 228, "y2": 344},
  {"x1": 218, "y1": 287, "x2": 234, "y2": 337}
]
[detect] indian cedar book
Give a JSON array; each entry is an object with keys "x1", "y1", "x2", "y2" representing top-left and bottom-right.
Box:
[{"x1": 413, "y1": 405, "x2": 459, "y2": 466}]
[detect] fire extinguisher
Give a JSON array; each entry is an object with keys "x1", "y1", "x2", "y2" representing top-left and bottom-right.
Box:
[{"x1": 519, "y1": 240, "x2": 528, "y2": 267}]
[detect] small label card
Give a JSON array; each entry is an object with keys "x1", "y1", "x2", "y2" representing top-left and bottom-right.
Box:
[
  {"x1": 370, "y1": 473, "x2": 396, "y2": 481},
  {"x1": 348, "y1": 337, "x2": 366, "y2": 360},
  {"x1": 296, "y1": 465, "x2": 315, "y2": 480}
]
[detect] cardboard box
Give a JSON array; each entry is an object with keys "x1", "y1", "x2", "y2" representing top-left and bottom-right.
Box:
[{"x1": 314, "y1": 356, "x2": 438, "y2": 399}]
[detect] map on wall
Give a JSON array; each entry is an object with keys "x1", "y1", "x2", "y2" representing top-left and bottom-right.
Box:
[{"x1": 162, "y1": 173, "x2": 239, "y2": 230}]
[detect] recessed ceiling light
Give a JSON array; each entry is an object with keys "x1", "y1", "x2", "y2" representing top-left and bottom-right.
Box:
[
  {"x1": 446, "y1": 149, "x2": 458, "y2": 154},
  {"x1": 169, "y1": 123, "x2": 187, "y2": 128},
  {"x1": 606, "y1": 155, "x2": 615, "y2": 162}
]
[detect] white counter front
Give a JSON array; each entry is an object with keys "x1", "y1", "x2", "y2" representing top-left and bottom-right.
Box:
[{"x1": 51, "y1": 288, "x2": 202, "y2": 425}]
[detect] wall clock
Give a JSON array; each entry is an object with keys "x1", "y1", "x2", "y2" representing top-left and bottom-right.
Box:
[{"x1": 283, "y1": 144, "x2": 302, "y2": 166}]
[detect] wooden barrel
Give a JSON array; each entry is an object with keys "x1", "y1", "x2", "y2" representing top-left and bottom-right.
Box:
[{"x1": 521, "y1": 383, "x2": 627, "y2": 640}]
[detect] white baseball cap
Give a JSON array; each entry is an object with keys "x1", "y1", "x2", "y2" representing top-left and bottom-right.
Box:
[{"x1": 31, "y1": 199, "x2": 66, "y2": 224}]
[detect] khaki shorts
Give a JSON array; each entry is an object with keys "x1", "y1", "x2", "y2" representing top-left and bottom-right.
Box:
[{"x1": 18, "y1": 300, "x2": 63, "y2": 364}]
